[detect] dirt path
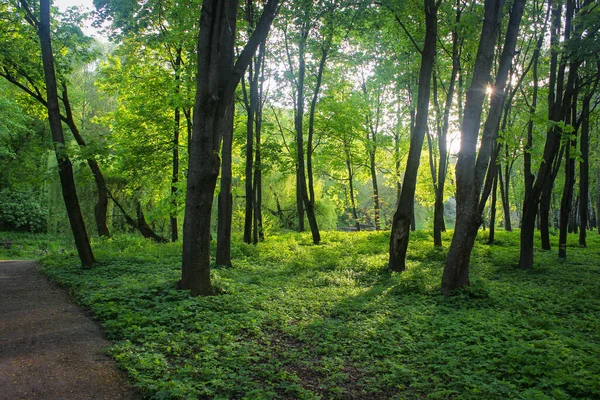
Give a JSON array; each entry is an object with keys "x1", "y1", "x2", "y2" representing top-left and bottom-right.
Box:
[{"x1": 0, "y1": 260, "x2": 138, "y2": 400}]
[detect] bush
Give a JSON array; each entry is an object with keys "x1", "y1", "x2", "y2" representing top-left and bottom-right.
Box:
[{"x1": 0, "y1": 188, "x2": 47, "y2": 232}]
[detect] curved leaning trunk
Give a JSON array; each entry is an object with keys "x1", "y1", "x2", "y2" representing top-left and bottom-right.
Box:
[
  {"x1": 38, "y1": 0, "x2": 95, "y2": 267},
  {"x1": 388, "y1": 0, "x2": 437, "y2": 272}
]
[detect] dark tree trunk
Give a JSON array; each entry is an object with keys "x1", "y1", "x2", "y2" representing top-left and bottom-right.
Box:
[
  {"x1": 498, "y1": 166, "x2": 512, "y2": 231},
  {"x1": 579, "y1": 86, "x2": 592, "y2": 246},
  {"x1": 559, "y1": 136, "x2": 576, "y2": 258},
  {"x1": 39, "y1": 0, "x2": 94, "y2": 267},
  {"x1": 136, "y1": 203, "x2": 168, "y2": 243},
  {"x1": 540, "y1": 180, "x2": 553, "y2": 249},
  {"x1": 253, "y1": 41, "x2": 266, "y2": 244},
  {"x1": 60, "y1": 84, "x2": 110, "y2": 238},
  {"x1": 370, "y1": 152, "x2": 381, "y2": 231},
  {"x1": 171, "y1": 106, "x2": 180, "y2": 242},
  {"x1": 346, "y1": 153, "x2": 360, "y2": 231},
  {"x1": 488, "y1": 169, "x2": 498, "y2": 244},
  {"x1": 432, "y1": 0, "x2": 461, "y2": 247},
  {"x1": 388, "y1": 0, "x2": 437, "y2": 271},
  {"x1": 307, "y1": 46, "x2": 328, "y2": 217},
  {"x1": 519, "y1": 0, "x2": 577, "y2": 269},
  {"x1": 243, "y1": 52, "x2": 258, "y2": 244},
  {"x1": 171, "y1": 48, "x2": 182, "y2": 242},
  {"x1": 216, "y1": 101, "x2": 235, "y2": 267},
  {"x1": 108, "y1": 192, "x2": 168, "y2": 242},
  {"x1": 444, "y1": 0, "x2": 524, "y2": 294},
  {"x1": 363, "y1": 82, "x2": 383, "y2": 231},
  {"x1": 182, "y1": 0, "x2": 279, "y2": 296},
  {"x1": 295, "y1": 28, "x2": 320, "y2": 244}
]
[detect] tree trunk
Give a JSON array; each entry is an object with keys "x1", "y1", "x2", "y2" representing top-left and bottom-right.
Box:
[
  {"x1": 388, "y1": 0, "x2": 437, "y2": 271},
  {"x1": 171, "y1": 106, "x2": 180, "y2": 242},
  {"x1": 253, "y1": 41, "x2": 266, "y2": 244},
  {"x1": 182, "y1": 0, "x2": 279, "y2": 296},
  {"x1": 346, "y1": 154, "x2": 360, "y2": 231},
  {"x1": 444, "y1": 0, "x2": 524, "y2": 294},
  {"x1": 295, "y1": 29, "x2": 320, "y2": 244},
  {"x1": 559, "y1": 135, "x2": 576, "y2": 258},
  {"x1": 433, "y1": 1, "x2": 461, "y2": 247},
  {"x1": 579, "y1": 87, "x2": 591, "y2": 246},
  {"x1": 243, "y1": 58, "x2": 257, "y2": 244},
  {"x1": 60, "y1": 84, "x2": 110, "y2": 238},
  {"x1": 108, "y1": 191, "x2": 168, "y2": 242},
  {"x1": 488, "y1": 169, "x2": 498, "y2": 244},
  {"x1": 519, "y1": 0, "x2": 577, "y2": 269},
  {"x1": 39, "y1": 0, "x2": 94, "y2": 267},
  {"x1": 171, "y1": 48, "x2": 182, "y2": 242},
  {"x1": 498, "y1": 167, "x2": 512, "y2": 231},
  {"x1": 216, "y1": 101, "x2": 235, "y2": 267}
]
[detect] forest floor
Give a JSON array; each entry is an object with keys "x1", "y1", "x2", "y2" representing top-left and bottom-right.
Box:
[
  {"x1": 2, "y1": 230, "x2": 600, "y2": 398},
  {"x1": 31, "y1": 230, "x2": 600, "y2": 399},
  {"x1": 0, "y1": 260, "x2": 138, "y2": 400}
]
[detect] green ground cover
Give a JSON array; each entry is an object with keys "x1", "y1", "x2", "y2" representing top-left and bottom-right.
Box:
[
  {"x1": 37, "y1": 230, "x2": 600, "y2": 399},
  {"x1": 0, "y1": 231, "x2": 71, "y2": 260}
]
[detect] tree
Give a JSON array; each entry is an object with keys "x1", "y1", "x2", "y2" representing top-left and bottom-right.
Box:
[
  {"x1": 388, "y1": 0, "x2": 437, "y2": 272},
  {"x1": 37, "y1": 0, "x2": 95, "y2": 266},
  {"x1": 443, "y1": 0, "x2": 525, "y2": 294},
  {"x1": 181, "y1": 0, "x2": 280, "y2": 296},
  {"x1": 1, "y1": 2, "x2": 110, "y2": 238}
]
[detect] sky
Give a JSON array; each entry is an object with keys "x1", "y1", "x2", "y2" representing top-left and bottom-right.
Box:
[
  {"x1": 54, "y1": 0, "x2": 95, "y2": 12},
  {"x1": 54, "y1": 0, "x2": 103, "y2": 38}
]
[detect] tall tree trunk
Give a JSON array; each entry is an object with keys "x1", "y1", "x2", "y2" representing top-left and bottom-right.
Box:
[
  {"x1": 432, "y1": 0, "x2": 461, "y2": 247},
  {"x1": 559, "y1": 132, "x2": 576, "y2": 258},
  {"x1": 519, "y1": 0, "x2": 577, "y2": 269},
  {"x1": 182, "y1": 0, "x2": 279, "y2": 296},
  {"x1": 346, "y1": 148, "x2": 360, "y2": 231},
  {"x1": 171, "y1": 48, "x2": 182, "y2": 242},
  {"x1": 488, "y1": 169, "x2": 498, "y2": 244},
  {"x1": 498, "y1": 166, "x2": 512, "y2": 230},
  {"x1": 307, "y1": 46, "x2": 328, "y2": 212},
  {"x1": 60, "y1": 84, "x2": 110, "y2": 238},
  {"x1": 243, "y1": 62, "x2": 256, "y2": 244},
  {"x1": 388, "y1": 0, "x2": 437, "y2": 271},
  {"x1": 295, "y1": 28, "x2": 320, "y2": 244},
  {"x1": 444, "y1": 0, "x2": 524, "y2": 294},
  {"x1": 39, "y1": 0, "x2": 94, "y2": 267},
  {"x1": 216, "y1": 101, "x2": 235, "y2": 267},
  {"x1": 579, "y1": 82, "x2": 593, "y2": 246},
  {"x1": 171, "y1": 106, "x2": 180, "y2": 242},
  {"x1": 253, "y1": 41, "x2": 266, "y2": 244}
]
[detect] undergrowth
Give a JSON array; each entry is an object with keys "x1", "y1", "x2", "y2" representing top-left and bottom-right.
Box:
[
  {"x1": 38, "y1": 230, "x2": 600, "y2": 399},
  {"x1": 0, "y1": 230, "x2": 71, "y2": 260}
]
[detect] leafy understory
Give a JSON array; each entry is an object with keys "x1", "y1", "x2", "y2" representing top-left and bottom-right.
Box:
[{"x1": 38, "y1": 230, "x2": 600, "y2": 399}]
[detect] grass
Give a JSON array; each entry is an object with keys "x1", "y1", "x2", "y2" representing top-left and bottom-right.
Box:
[
  {"x1": 36, "y1": 229, "x2": 600, "y2": 399},
  {"x1": 0, "y1": 230, "x2": 71, "y2": 260}
]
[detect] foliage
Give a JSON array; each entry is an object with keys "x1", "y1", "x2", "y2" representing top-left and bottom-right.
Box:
[
  {"x1": 39, "y1": 230, "x2": 600, "y2": 399},
  {"x1": 0, "y1": 231, "x2": 70, "y2": 260},
  {"x1": 0, "y1": 189, "x2": 47, "y2": 233}
]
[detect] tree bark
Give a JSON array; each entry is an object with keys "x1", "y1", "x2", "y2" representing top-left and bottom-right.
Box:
[
  {"x1": 253, "y1": 41, "x2": 266, "y2": 244},
  {"x1": 39, "y1": 0, "x2": 95, "y2": 267},
  {"x1": 216, "y1": 98, "x2": 235, "y2": 267},
  {"x1": 171, "y1": 48, "x2": 182, "y2": 242},
  {"x1": 388, "y1": 0, "x2": 437, "y2": 271},
  {"x1": 488, "y1": 169, "x2": 498, "y2": 244},
  {"x1": 182, "y1": 0, "x2": 279, "y2": 296},
  {"x1": 443, "y1": 0, "x2": 525, "y2": 294},
  {"x1": 294, "y1": 27, "x2": 320, "y2": 244},
  {"x1": 243, "y1": 49, "x2": 258, "y2": 244},
  {"x1": 498, "y1": 167, "x2": 512, "y2": 230}
]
